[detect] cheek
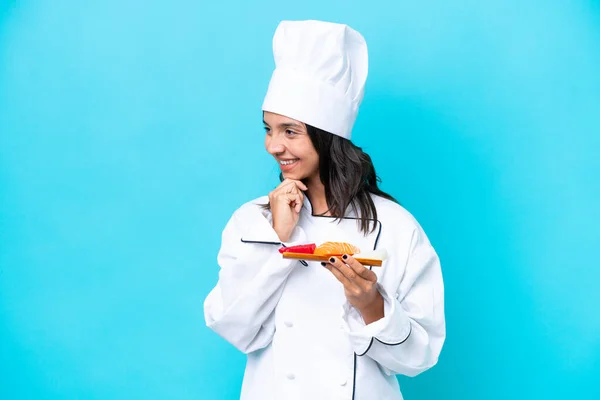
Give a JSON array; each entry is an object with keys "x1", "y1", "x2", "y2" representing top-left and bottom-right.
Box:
[
  {"x1": 293, "y1": 139, "x2": 319, "y2": 169},
  {"x1": 305, "y1": 148, "x2": 320, "y2": 170}
]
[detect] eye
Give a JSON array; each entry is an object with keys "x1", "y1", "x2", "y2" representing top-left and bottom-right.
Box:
[
  {"x1": 264, "y1": 127, "x2": 271, "y2": 135},
  {"x1": 285, "y1": 129, "x2": 297, "y2": 136}
]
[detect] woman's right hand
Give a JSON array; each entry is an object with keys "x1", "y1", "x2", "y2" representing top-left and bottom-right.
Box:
[{"x1": 269, "y1": 179, "x2": 308, "y2": 242}]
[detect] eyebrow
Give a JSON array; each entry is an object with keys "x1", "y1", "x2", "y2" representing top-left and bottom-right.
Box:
[{"x1": 263, "y1": 120, "x2": 304, "y2": 129}]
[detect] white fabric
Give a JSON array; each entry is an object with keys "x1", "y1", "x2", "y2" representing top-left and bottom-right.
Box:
[
  {"x1": 262, "y1": 20, "x2": 369, "y2": 139},
  {"x1": 204, "y1": 195, "x2": 446, "y2": 399}
]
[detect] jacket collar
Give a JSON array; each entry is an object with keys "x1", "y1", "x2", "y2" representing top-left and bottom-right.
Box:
[{"x1": 303, "y1": 195, "x2": 358, "y2": 218}]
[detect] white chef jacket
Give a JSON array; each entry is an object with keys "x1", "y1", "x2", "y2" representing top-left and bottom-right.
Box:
[{"x1": 204, "y1": 194, "x2": 445, "y2": 400}]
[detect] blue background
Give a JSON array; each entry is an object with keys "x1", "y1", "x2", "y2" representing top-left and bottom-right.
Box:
[{"x1": 1, "y1": 0, "x2": 599, "y2": 399}]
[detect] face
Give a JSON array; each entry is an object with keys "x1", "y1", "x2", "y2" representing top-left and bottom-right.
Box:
[{"x1": 263, "y1": 112, "x2": 319, "y2": 182}]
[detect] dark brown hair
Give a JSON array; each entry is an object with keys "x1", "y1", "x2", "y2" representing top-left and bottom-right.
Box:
[{"x1": 266, "y1": 123, "x2": 399, "y2": 235}]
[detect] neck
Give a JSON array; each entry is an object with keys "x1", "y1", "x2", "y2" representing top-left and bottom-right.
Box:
[{"x1": 304, "y1": 175, "x2": 330, "y2": 216}]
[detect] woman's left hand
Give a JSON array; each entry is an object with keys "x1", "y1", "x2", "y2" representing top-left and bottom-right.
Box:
[{"x1": 322, "y1": 255, "x2": 384, "y2": 325}]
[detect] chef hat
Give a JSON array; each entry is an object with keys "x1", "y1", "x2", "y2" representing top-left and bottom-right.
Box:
[{"x1": 262, "y1": 20, "x2": 368, "y2": 140}]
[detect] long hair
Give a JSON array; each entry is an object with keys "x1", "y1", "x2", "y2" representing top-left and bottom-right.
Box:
[{"x1": 266, "y1": 124, "x2": 399, "y2": 235}]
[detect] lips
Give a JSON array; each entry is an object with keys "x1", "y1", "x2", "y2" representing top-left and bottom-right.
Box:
[{"x1": 279, "y1": 158, "x2": 299, "y2": 171}]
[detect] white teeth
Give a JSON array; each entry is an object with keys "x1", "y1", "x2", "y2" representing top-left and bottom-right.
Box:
[{"x1": 280, "y1": 159, "x2": 298, "y2": 165}]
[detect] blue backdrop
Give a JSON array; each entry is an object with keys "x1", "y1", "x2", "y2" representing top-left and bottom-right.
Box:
[{"x1": 1, "y1": 0, "x2": 599, "y2": 399}]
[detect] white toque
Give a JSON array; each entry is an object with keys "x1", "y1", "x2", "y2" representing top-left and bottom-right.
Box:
[{"x1": 262, "y1": 20, "x2": 368, "y2": 140}]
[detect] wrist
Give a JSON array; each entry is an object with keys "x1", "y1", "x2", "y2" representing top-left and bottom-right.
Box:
[
  {"x1": 272, "y1": 222, "x2": 291, "y2": 242},
  {"x1": 359, "y1": 292, "x2": 384, "y2": 325}
]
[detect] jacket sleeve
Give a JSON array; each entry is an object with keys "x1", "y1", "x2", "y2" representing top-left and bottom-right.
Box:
[
  {"x1": 204, "y1": 206, "x2": 307, "y2": 354},
  {"x1": 341, "y1": 226, "x2": 446, "y2": 377}
]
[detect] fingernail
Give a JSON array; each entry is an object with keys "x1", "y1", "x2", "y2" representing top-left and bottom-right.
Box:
[
  {"x1": 342, "y1": 254, "x2": 348, "y2": 260},
  {"x1": 321, "y1": 262, "x2": 326, "y2": 266},
  {"x1": 329, "y1": 257, "x2": 335, "y2": 263}
]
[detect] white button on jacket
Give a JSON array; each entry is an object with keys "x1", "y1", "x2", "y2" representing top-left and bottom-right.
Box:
[{"x1": 204, "y1": 194, "x2": 446, "y2": 399}]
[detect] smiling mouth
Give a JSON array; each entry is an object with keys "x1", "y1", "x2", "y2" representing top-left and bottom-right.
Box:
[{"x1": 279, "y1": 159, "x2": 299, "y2": 165}]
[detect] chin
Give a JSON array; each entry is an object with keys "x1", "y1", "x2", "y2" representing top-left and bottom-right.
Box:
[
  {"x1": 281, "y1": 171, "x2": 306, "y2": 181},
  {"x1": 281, "y1": 172, "x2": 298, "y2": 179}
]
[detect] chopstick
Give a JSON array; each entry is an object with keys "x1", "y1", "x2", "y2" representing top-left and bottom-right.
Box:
[{"x1": 282, "y1": 252, "x2": 383, "y2": 267}]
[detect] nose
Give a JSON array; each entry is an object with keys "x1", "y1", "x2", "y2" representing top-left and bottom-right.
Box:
[{"x1": 265, "y1": 132, "x2": 286, "y2": 155}]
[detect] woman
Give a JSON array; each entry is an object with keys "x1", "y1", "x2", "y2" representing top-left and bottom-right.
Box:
[{"x1": 204, "y1": 20, "x2": 445, "y2": 400}]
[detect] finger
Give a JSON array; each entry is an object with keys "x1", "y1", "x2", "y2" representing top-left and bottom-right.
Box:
[
  {"x1": 296, "y1": 189, "x2": 305, "y2": 209},
  {"x1": 278, "y1": 188, "x2": 303, "y2": 212},
  {"x1": 270, "y1": 184, "x2": 294, "y2": 202},
  {"x1": 282, "y1": 193, "x2": 302, "y2": 212},
  {"x1": 293, "y1": 180, "x2": 308, "y2": 191},
  {"x1": 328, "y1": 257, "x2": 363, "y2": 286},
  {"x1": 276, "y1": 180, "x2": 299, "y2": 194},
  {"x1": 284, "y1": 183, "x2": 305, "y2": 199},
  {"x1": 270, "y1": 184, "x2": 290, "y2": 200},
  {"x1": 280, "y1": 178, "x2": 308, "y2": 192},
  {"x1": 321, "y1": 261, "x2": 355, "y2": 288},
  {"x1": 342, "y1": 255, "x2": 377, "y2": 282}
]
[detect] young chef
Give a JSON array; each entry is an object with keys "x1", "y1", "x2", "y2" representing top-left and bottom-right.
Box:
[{"x1": 204, "y1": 19, "x2": 445, "y2": 400}]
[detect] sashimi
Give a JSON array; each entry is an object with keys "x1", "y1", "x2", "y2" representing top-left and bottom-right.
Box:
[
  {"x1": 354, "y1": 248, "x2": 388, "y2": 261},
  {"x1": 313, "y1": 241, "x2": 360, "y2": 256},
  {"x1": 279, "y1": 243, "x2": 317, "y2": 254}
]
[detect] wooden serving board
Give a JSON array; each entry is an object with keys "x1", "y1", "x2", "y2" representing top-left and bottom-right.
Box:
[{"x1": 282, "y1": 252, "x2": 383, "y2": 267}]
